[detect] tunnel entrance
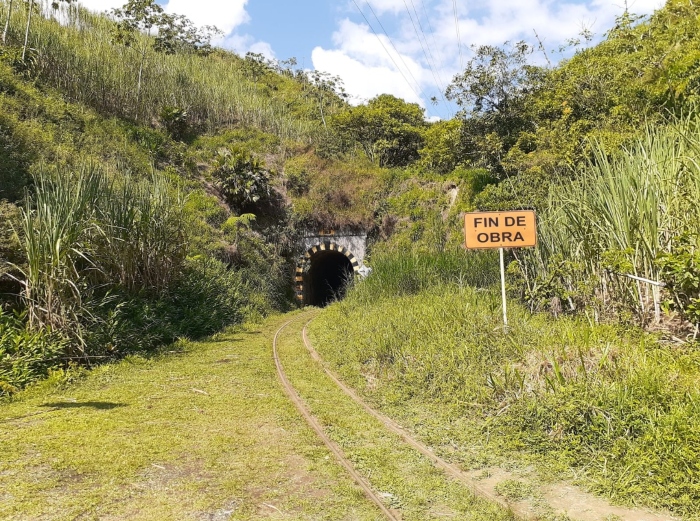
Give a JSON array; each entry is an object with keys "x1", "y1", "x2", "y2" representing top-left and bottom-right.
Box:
[{"x1": 304, "y1": 250, "x2": 354, "y2": 307}]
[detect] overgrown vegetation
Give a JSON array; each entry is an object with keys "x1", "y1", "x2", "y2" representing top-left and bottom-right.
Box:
[
  {"x1": 0, "y1": 1, "x2": 308, "y2": 394},
  {"x1": 513, "y1": 115, "x2": 700, "y2": 330},
  {"x1": 311, "y1": 257, "x2": 700, "y2": 517},
  {"x1": 0, "y1": 1, "x2": 333, "y2": 139}
]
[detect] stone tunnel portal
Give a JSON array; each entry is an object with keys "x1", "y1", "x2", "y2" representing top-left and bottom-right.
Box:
[
  {"x1": 295, "y1": 237, "x2": 364, "y2": 307},
  {"x1": 304, "y1": 250, "x2": 354, "y2": 307}
]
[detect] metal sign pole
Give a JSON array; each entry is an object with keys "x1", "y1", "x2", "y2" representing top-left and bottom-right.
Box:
[{"x1": 499, "y1": 247, "x2": 508, "y2": 328}]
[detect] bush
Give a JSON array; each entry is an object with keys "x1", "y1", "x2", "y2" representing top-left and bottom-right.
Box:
[
  {"x1": 0, "y1": 310, "x2": 67, "y2": 396},
  {"x1": 85, "y1": 257, "x2": 245, "y2": 355},
  {"x1": 211, "y1": 147, "x2": 271, "y2": 211}
]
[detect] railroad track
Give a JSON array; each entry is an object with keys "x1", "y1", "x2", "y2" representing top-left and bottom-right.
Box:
[
  {"x1": 272, "y1": 312, "x2": 514, "y2": 520},
  {"x1": 272, "y1": 317, "x2": 401, "y2": 520},
  {"x1": 273, "y1": 313, "x2": 679, "y2": 521}
]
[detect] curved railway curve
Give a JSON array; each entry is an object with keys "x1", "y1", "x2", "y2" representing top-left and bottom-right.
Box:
[
  {"x1": 272, "y1": 317, "x2": 401, "y2": 520},
  {"x1": 273, "y1": 312, "x2": 678, "y2": 521},
  {"x1": 272, "y1": 312, "x2": 514, "y2": 520}
]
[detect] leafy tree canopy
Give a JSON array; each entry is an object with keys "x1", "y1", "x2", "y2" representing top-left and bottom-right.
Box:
[
  {"x1": 332, "y1": 94, "x2": 425, "y2": 168},
  {"x1": 111, "y1": 0, "x2": 221, "y2": 55}
]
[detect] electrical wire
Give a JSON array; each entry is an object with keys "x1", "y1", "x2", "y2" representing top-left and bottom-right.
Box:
[
  {"x1": 453, "y1": 0, "x2": 464, "y2": 70},
  {"x1": 408, "y1": 0, "x2": 453, "y2": 117},
  {"x1": 364, "y1": 1, "x2": 426, "y2": 105},
  {"x1": 350, "y1": 0, "x2": 425, "y2": 105},
  {"x1": 402, "y1": 0, "x2": 452, "y2": 117}
]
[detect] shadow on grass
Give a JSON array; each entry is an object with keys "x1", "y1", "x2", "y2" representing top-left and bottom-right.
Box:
[{"x1": 41, "y1": 401, "x2": 127, "y2": 410}]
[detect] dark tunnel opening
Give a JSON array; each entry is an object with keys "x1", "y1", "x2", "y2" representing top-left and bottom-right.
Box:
[{"x1": 304, "y1": 250, "x2": 354, "y2": 307}]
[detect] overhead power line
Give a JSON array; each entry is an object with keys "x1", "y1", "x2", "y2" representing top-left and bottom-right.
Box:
[
  {"x1": 364, "y1": 1, "x2": 426, "y2": 105},
  {"x1": 452, "y1": 0, "x2": 465, "y2": 69},
  {"x1": 402, "y1": 0, "x2": 452, "y2": 118},
  {"x1": 453, "y1": 0, "x2": 464, "y2": 70},
  {"x1": 408, "y1": 0, "x2": 453, "y2": 117},
  {"x1": 351, "y1": 0, "x2": 426, "y2": 106},
  {"x1": 420, "y1": 0, "x2": 444, "y2": 65}
]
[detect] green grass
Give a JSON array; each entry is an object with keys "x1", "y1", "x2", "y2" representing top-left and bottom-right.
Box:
[
  {"x1": 1, "y1": 2, "x2": 331, "y2": 142},
  {"x1": 0, "y1": 313, "x2": 387, "y2": 520},
  {"x1": 277, "y1": 313, "x2": 513, "y2": 521},
  {"x1": 309, "y1": 273, "x2": 700, "y2": 518},
  {"x1": 0, "y1": 311, "x2": 518, "y2": 520}
]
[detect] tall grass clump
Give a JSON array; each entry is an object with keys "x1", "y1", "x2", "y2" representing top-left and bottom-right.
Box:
[
  {"x1": 0, "y1": 1, "x2": 324, "y2": 141},
  {"x1": 1, "y1": 163, "x2": 251, "y2": 393},
  {"x1": 355, "y1": 249, "x2": 499, "y2": 303},
  {"x1": 13, "y1": 165, "x2": 187, "y2": 343},
  {"x1": 516, "y1": 114, "x2": 700, "y2": 326},
  {"x1": 15, "y1": 166, "x2": 105, "y2": 334}
]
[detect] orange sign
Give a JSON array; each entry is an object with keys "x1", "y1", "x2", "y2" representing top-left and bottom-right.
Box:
[{"x1": 464, "y1": 211, "x2": 537, "y2": 249}]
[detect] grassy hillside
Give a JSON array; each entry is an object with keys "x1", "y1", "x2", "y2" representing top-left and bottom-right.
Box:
[{"x1": 1, "y1": 3, "x2": 328, "y2": 140}]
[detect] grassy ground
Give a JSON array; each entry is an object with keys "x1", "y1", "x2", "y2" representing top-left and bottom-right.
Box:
[
  {"x1": 0, "y1": 311, "x2": 516, "y2": 520},
  {"x1": 276, "y1": 314, "x2": 513, "y2": 521},
  {"x1": 308, "y1": 281, "x2": 700, "y2": 519},
  {"x1": 0, "y1": 313, "x2": 385, "y2": 520}
]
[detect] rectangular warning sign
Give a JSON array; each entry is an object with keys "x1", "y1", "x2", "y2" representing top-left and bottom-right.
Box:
[{"x1": 464, "y1": 210, "x2": 537, "y2": 249}]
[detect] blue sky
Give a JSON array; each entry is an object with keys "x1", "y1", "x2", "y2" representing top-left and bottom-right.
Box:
[{"x1": 80, "y1": 0, "x2": 665, "y2": 120}]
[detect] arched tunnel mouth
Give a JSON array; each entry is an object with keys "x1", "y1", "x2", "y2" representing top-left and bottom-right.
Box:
[{"x1": 304, "y1": 250, "x2": 354, "y2": 307}]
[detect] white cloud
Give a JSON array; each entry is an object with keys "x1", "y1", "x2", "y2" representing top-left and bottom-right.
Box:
[
  {"x1": 312, "y1": 47, "x2": 423, "y2": 106},
  {"x1": 248, "y1": 41, "x2": 276, "y2": 60},
  {"x1": 78, "y1": 0, "x2": 272, "y2": 57},
  {"x1": 163, "y1": 0, "x2": 249, "y2": 36},
  {"x1": 312, "y1": 19, "x2": 426, "y2": 106},
  {"x1": 76, "y1": 0, "x2": 124, "y2": 13},
  {"x1": 78, "y1": 0, "x2": 250, "y2": 35},
  {"x1": 364, "y1": 0, "x2": 406, "y2": 15}
]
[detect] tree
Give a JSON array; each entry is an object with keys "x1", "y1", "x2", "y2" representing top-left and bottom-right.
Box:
[
  {"x1": 331, "y1": 94, "x2": 425, "y2": 167},
  {"x1": 111, "y1": 0, "x2": 166, "y2": 118},
  {"x1": 154, "y1": 13, "x2": 221, "y2": 56},
  {"x1": 306, "y1": 70, "x2": 348, "y2": 129},
  {"x1": 446, "y1": 41, "x2": 545, "y2": 174},
  {"x1": 418, "y1": 119, "x2": 463, "y2": 174},
  {"x1": 21, "y1": 0, "x2": 37, "y2": 61}
]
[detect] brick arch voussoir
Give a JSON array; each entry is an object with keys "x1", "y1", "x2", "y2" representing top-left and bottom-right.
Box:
[{"x1": 295, "y1": 241, "x2": 360, "y2": 305}]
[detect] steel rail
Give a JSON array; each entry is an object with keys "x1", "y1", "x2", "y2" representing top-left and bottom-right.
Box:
[
  {"x1": 301, "y1": 319, "x2": 512, "y2": 511},
  {"x1": 272, "y1": 317, "x2": 400, "y2": 521}
]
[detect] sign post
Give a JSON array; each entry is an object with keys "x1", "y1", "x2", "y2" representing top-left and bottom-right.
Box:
[
  {"x1": 464, "y1": 210, "x2": 537, "y2": 329},
  {"x1": 500, "y1": 247, "x2": 508, "y2": 327}
]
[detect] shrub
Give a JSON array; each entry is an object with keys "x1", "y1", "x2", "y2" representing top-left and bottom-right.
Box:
[
  {"x1": 212, "y1": 147, "x2": 271, "y2": 211},
  {"x1": 84, "y1": 257, "x2": 245, "y2": 355},
  {"x1": 0, "y1": 309, "x2": 67, "y2": 396}
]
